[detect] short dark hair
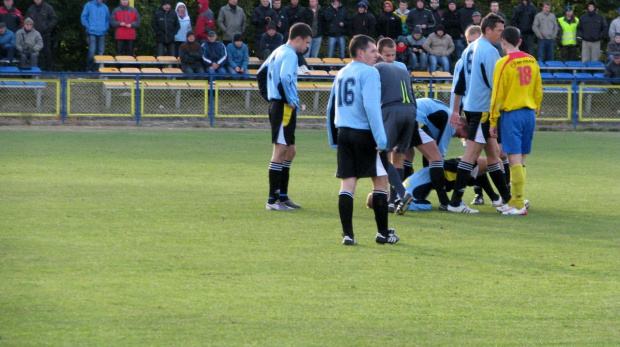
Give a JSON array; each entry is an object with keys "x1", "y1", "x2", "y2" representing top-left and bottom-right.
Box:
[
  {"x1": 349, "y1": 35, "x2": 376, "y2": 59},
  {"x1": 288, "y1": 23, "x2": 313, "y2": 40},
  {"x1": 481, "y1": 13, "x2": 504, "y2": 35},
  {"x1": 377, "y1": 37, "x2": 396, "y2": 53},
  {"x1": 501, "y1": 26, "x2": 521, "y2": 47}
]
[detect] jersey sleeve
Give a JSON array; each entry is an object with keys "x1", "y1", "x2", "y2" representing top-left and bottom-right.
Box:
[
  {"x1": 280, "y1": 52, "x2": 299, "y2": 107},
  {"x1": 362, "y1": 70, "x2": 387, "y2": 150},
  {"x1": 326, "y1": 82, "x2": 338, "y2": 148}
]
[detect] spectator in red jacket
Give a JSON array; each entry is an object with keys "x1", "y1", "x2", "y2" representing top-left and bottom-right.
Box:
[
  {"x1": 111, "y1": 0, "x2": 140, "y2": 56},
  {"x1": 0, "y1": 0, "x2": 23, "y2": 33},
  {"x1": 195, "y1": 0, "x2": 215, "y2": 44}
]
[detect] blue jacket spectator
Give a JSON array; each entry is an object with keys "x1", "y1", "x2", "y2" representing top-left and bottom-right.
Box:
[
  {"x1": 80, "y1": 0, "x2": 110, "y2": 36},
  {"x1": 0, "y1": 23, "x2": 16, "y2": 62},
  {"x1": 201, "y1": 30, "x2": 227, "y2": 74},
  {"x1": 226, "y1": 34, "x2": 249, "y2": 79}
]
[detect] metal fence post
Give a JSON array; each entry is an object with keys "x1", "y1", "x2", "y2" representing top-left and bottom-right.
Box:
[
  {"x1": 571, "y1": 78, "x2": 578, "y2": 129},
  {"x1": 135, "y1": 75, "x2": 141, "y2": 125},
  {"x1": 60, "y1": 74, "x2": 67, "y2": 123},
  {"x1": 208, "y1": 75, "x2": 215, "y2": 126}
]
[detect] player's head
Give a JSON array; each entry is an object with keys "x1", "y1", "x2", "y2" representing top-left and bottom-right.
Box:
[
  {"x1": 481, "y1": 13, "x2": 504, "y2": 44},
  {"x1": 464, "y1": 25, "x2": 482, "y2": 44},
  {"x1": 453, "y1": 116, "x2": 468, "y2": 139},
  {"x1": 288, "y1": 23, "x2": 313, "y2": 54},
  {"x1": 500, "y1": 26, "x2": 521, "y2": 52},
  {"x1": 349, "y1": 35, "x2": 378, "y2": 65},
  {"x1": 377, "y1": 37, "x2": 396, "y2": 63}
]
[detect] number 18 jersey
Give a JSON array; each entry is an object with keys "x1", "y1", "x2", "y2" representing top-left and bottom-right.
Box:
[{"x1": 489, "y1": 51, "x2": 543, "y2": 127}]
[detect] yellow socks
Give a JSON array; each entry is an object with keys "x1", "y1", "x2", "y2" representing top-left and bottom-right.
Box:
[{"x1": 510, "y1": 164, "x2": 525, "y2": 209}]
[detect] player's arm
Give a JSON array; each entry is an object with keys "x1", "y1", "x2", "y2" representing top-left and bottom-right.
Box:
[
  {"x1": 532, "y1": 64, "x2": 543, "y2": 116},
  {"x1": 279, "y1": 52, "x2": 299, "y2": 108},
  {"x1": 326, "y1": 82, "x2": 338, "y2": 148},
  {"x1": 363, "y1": 71, "x2": 387, "y2": 150},
  {"x1": 489, "y1": 58, "x2": 505, "y2": 132},
  {"x1": 450, "y1": 62, "x2": 466, "y2": 126}
]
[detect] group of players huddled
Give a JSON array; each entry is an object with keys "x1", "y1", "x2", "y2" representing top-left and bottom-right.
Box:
[{"x1": 259, "y1": 13, "x2": 542, "y2": 246}]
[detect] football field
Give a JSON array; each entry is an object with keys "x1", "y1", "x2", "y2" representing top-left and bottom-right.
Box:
[{"x1": 1, "y1": 128, "x2": 619, "y2": 345}]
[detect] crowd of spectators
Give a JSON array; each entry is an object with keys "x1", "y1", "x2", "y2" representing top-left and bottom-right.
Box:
[{"x1": 0, "y1": 0, "x2": 618, "y2": 76}]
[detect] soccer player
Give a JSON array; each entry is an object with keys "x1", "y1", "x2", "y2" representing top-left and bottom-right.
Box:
[
  {"x1": 327, "y1": 34, "x2": 399, "y2": 246},
  {"x1": 411, "y1": 98, "x2": 468, "y2": 210},
  {"x1": 367, "y1": 156, "x2": 495, "y2": 211},
  {"x1": 375, "y1": 58, "x2": 417, "y2": 215},
  {"x1": 259, "y1": 23, "x2": 313, "y2": 211},
  {"x1": 447, "y1": 13, "x2": 511, "y2": 213},
  {"x1": 377, "y1": 37, "x2": 408, "y2": 71},
  {"x1": 489, "y1": 26, "x2": 542, "y2": 215}
]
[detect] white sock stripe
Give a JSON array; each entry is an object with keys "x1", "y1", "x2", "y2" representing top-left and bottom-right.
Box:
[
  {"x1": 457, "y1": 161, "x2": 474, "y2": 171},
  {"x1": 429, "y1": 161, "x2": 443, "y2": 168},
  {"x1": 282, "y1": 160, "x2": 292, "y2": 168},
  {"x1": 403, "y1": 160, "x2": 413, "y2": 167},
  {"x1": 339, "y1": 191, "x2": 354, "y2": 198},
  {"x1": 502, "y1": 158, "x2": 509, "y2": 165},
  {"x1": 269, "y1": 162, "x2": 283, "y2": 170},
  {"x1": 372, "y1": 190, "x2": 388, "y2": 195},
  {"x1": 488, "y1": 162, "x2": 502, "y2": 172}
]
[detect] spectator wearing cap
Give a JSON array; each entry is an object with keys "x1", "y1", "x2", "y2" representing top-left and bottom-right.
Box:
[
  {"x1": 0, "y1": 0, "x2": 23, "y2": 34},
  {"x1": 258, "y1": 20, "x2": 282, "y2": 60},
  {"x1": 201, "y1": 30, "x2": 227, "y2": 74},
  {"x1": 251, "y1": 0, "x2": 278, "y2": 51},
  {"x1": 604, "y1": 52, "x2": 620, "y2": 84},
  {"x1": 349, "y1": 1, "x2": 376, "y2": 38},
  {"x1": 457, "y1": 0, "x2": 477, "y2": 36},
  {"x1": 377, "y1": 1, "x2": 402, "y2": 41},
  {"x1": 151, "y1": 0, "x2": 180, "y2": 56},
  {"x1": 0, "y1": 22, "x2": 15, "y2": 64},
  {"x1": 557, "y1": 5, "x2": 579, "y2": 62},
  {"x1": 217, "y1": 0, "x2": 246, "y2": 46},
  {"x1": 606, "y1": 33, "x2": 620, "y2": 64},
  {"x1": 532, "y1": 2, "x2": 558, "y2": 62},
  {"x1": 609, "y1": 7, "x2": 620, "y2": 41},
  {"x1": 442, "y1": 0, "x2": 463, "y2": 64},
  {"x1": 15, "y1": 17, "x2": 42, "y2": 69},
  {"x1": 469, "y1": 11, "x2": 481, "y2": 27},
  {"x1": 301, "y1": 0, "x2": 324, "y2": 58},
  {"x1": 323, "y1": 0, "x2": 348, "y2": 59},
  {"x1": 179, "y1": 31, "x2": 205, "y2": 75},
  {"x1": 26, "y1": 0, "x2": 57, "y2": 71},
  {"x1": 110, "y1": 0, "x2": 140, "y2": 57},
  {"x1": 195, "y1": 0, "x2": 216, "y2": 44},
  {"x1": 577, "y1": 1, "x2": 608, "y2": 63},
  {"x1": 174, "y1": 2, "x2": 192, "y2": 58},
  {"x1": 406, "y1": 0, "x2": 435, "y2": 37},
  {"x1": 422, "y1": 24, "x2": 453, "y2": 73},
  {"x1": 404, "y1": 26, "x2": 427, "y2": 70},
  {"x1": 226, "y1": 33, "x2": 248, "y2": 79},
  {"x1": 80, "y1": 0, "x2": 109, "y2": 72},
  {"x1": 512, "y1": 0, "x2": 537, "y2": 56}
]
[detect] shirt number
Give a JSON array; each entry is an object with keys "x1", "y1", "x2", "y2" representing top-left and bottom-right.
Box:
[
  {"x1": 337, "y1": 77, "x2": 355, "y2": 106},
  {"x1": 517, "y1": 66, "x2": 532, "y2": 86}
]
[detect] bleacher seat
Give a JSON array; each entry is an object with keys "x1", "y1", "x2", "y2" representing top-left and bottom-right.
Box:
[
  {"x1": 120, "y1": 67, "x2": 141, "y2": 74},
  {"x1": 565, "y1": 61, "x2": 586, "y2": 68},
  {"x1": 540, "y1": 72, "x2": 554, "y2": 79},
  {"x1": 115, "y1": 55, "x2": 136, "y2": 62},
  {"x1": 574, "y1": 72, "x2": 593, "y2": 79},
  {"x1": 552, "y1": 72, "x2": 573, "y2": 79},
  {"x1": 99, "y1": 67, "x2": 120, "y2": 73},
  {"x1": 20, "y1": 67, "x2": 42, "y2": 73},
  {"x1": 537, "y1": 60, "x2": 546, "y2": 67},
  {"x1": 544, "y1": 61, "x2": 566, "y2": 67},
  {"x1": 136, "y1": 56, "x2": 157, "y2": 62},
  {"x1": 0, "y1": 66, "x2": 20, "y2": 73},
  {"x1": 593, "y1": 73, "x2": 605, "y2": 79},
  {"x1": 585, "y1": 61, "x2": 604, "y2": 68}
]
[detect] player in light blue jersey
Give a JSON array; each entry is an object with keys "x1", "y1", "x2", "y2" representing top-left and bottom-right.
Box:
[
  {"x1": 411, "y1": 98, "x2": 468, "y2": 209},
  {"x1": 447, "y1": 13, "x2": 512, "y2": 214},
  {"x1": 327, "y1": 35, "x2": 398, "y2": 246},
  {"x1": 449, "y1": 25, "x2": 481, "y2": 113},
  {"x1": 259, "y1": 23, "x2": 313, "y2": 211},
  {"x1": 377, "y1": 37, "x2": 409, "y2": 71}
]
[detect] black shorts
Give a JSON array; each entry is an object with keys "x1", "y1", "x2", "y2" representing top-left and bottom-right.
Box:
[
  {"x1": 464, "y1": 111, "x2": 491, "y2": 144},
  {"x1": 382, "y1": 104, "x2": 415, "y2": 154},
  {"x1": 410, "y1": 122, "x2": 436, "y2": 148},
  {"x1": 269, "y1": 99, "x2": 297, "y2": 145},
  {"x1": 336, "y1": 127, "x2": 389, "y2": 179}
]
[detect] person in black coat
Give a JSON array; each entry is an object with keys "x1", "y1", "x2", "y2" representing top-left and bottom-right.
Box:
[
  {"x1": 512, "y1": 0, "x2": 537, "y2": 56},
  {"x1": 376, "y1": 1, "x2": 402, "y2": 40},
  {"x1": 251, "y1": 0, "x2": 279, "y2": 50},
  {"x1": 349, "y1": 2, "x2": 376, "y2": 38},
  {"x1": 151, "y1": 0, "x2": 180, "y2": 56}
]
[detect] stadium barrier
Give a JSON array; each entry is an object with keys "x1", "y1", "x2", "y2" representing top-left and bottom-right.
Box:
[{"x1": 1, "y1": 71, "x2": 619, "y2": 126}]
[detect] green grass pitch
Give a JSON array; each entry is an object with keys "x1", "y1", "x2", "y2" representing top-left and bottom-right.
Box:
[{"x1": 1, "y1": 128, "x2": 619, "y2": 346}]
